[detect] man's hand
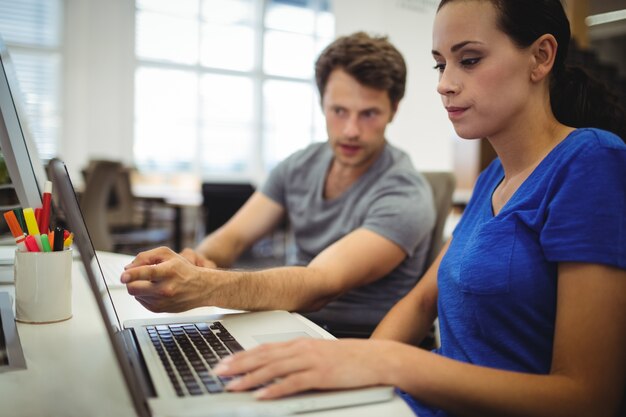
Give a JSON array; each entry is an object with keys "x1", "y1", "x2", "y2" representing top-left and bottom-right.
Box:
[
  {"x1": 121, "y1": 246, "x2": 212, "y2": 312},
  {"x1": 179, "y1": 247, "x2": 218, "y2": 268}
]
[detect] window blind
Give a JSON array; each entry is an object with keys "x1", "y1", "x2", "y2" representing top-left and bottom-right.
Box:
[{"x1": 0, "y1": 0, "x2": 62, "y2": 160}]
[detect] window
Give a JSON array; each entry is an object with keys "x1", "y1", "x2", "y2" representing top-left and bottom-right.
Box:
[
  {"x1": 134, "y1": 0, "x2": 334, "y2": 179},
  {"x1": 0, "y1": 0, "x2": 63, "y2": 161}
]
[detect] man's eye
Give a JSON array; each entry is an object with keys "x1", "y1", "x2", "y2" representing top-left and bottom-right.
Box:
[{"x1": 362, "y1": 110, "x2": 377, "y2": 118}]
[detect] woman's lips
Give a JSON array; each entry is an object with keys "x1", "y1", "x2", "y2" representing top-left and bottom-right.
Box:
[{"x1": 446, "y1": 106, "x2": 467, "y2": 119}]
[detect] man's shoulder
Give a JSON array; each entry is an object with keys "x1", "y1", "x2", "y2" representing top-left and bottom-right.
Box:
[
  {"x1": 375, "y1": 143, "x2": 425, "y2": 185},
  {"x1": 274, "y1": 142, "x2": 329, "y2": 171}
]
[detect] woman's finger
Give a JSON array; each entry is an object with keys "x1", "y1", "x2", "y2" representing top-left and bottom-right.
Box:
[
  {"x1": 225, "y1": 355, "x2": 311, "y2": 392},
  {"x1": 253, "y1": 370, "x2": 322, "y2": 400},
  {"x1": 216, "y1": 339, "x2": 307, "y2": 376}
]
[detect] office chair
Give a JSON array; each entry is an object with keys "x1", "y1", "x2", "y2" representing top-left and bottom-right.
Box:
[
  {"x1": 422, "y1": 172, "x2": 456, "y2": 267},
  {"x1": 420, "y1": 171, "x2": 456, "y2": 349},
  {"x1": 326, "y1": 172, "x2": 456, "y2": 342},
  {"x1": 201, "y1": 182, "x2": 256, "y2": 235},
  {"x1": 82, "y1": 160, "x2": 149, "y2": 229},
  {"x1": 80, "y1": 160, "x2": 172, "y2": 253}
]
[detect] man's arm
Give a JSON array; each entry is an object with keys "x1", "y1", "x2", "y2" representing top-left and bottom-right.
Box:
[
  {"x1": 122, "y1": 227, "x2": 407, "y2": 313},
  {"x1": 370, "y1": 239, "x2": 447, "y2": 345},
  {"x1": 192, "y1": 192, "x2": 285, "y2": 267}
]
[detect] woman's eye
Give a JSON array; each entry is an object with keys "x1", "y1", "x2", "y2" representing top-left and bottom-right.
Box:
[
  {"x1": 460, "y1": 57, "x2": 481, "y2": 67},
  {"x1": 433, "y1": 63, "x2": 445, "y2": 72}
]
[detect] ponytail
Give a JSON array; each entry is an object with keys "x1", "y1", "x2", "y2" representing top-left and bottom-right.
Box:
[{"x1": 551, "y1": 66, "x2": 626, "y2": 141}]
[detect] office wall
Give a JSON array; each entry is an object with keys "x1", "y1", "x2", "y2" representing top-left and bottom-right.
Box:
[
  {"x1": 334, "y1": 0, "x2": 456, "y2": 172},
  {"x1": 59, "y1": 0, "x2": 455, "y2": 182},
  {"x1": 61, "y1": 0, "x2": 135, "y2": 182}
]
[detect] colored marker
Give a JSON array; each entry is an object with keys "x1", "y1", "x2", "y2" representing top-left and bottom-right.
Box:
[
  {"x1": 24, "y1": 235, "x2": 40, "y2": 252},
  {"x1": 53, "y1": 226, "x2": 64, "y2": 252},
  {"x1": 63, "y1": 232, "x2": 73, "y2": 249},
  {"x1": 40, "y1": 234, "x2": 52, "y2": 252},
  {"x1": 23, "y1": 208, "x2": 43, "y2": 251},
  {"x1": 13, "y1": 208, "x2": 26, "y2": 233},
  {"x1": 3, "y1": 211, "x2": 27, "y2": 252},
  {"x1": 35, "y1": 208, "x2": 42, "y2": 226},
  {"x1": 40, "y1": 181, "x2": 52, "y2": 233}
]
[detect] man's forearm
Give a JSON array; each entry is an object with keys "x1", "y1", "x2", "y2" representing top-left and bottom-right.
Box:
[
  {"x1": 201, "y1": 265, "x2": 339, "y2": 312},
  {"x1": 195, "y1": 229, "x2": 245, "y2": 268}
]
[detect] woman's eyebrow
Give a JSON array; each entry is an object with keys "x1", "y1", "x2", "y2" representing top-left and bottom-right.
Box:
[{"x1": 432, "y1": 40, "x2": 485, "y2": 56}]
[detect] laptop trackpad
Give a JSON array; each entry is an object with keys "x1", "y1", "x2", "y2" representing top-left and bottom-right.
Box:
[{"x1": 253, "y1": 331, "x2": 311, "y2": 344}]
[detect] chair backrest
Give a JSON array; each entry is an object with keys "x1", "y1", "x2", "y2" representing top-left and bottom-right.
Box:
[
  {"x1": 201, "y1": 182, "x2": 255, "y2": 234},
  {"x1": 79, "y1": 160, "x2": 122, "y2": 251},
  {"x1": 83, "y1": 159, "x2": 136, "y2": 228},
  {"x1": 422, "y1": 172, "x2": 456, "y2": 267}
]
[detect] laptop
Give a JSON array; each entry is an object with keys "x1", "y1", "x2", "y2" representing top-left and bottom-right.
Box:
[
  {"x1": 96, "y1": 250, "x2": 135, "y2": 288},
  {"x1": 48, "y1": 158, "x2": 394, "y2": 417}
]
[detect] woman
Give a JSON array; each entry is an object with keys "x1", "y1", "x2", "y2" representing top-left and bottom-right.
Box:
[{"x1": 214, "y1": 1, "x2": 626, "y2": 416}]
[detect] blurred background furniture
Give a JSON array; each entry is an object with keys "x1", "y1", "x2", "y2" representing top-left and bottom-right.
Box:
[
  {"x1": 80, "y1": 159, "x2": 173, "y2": 254},
  {"x1": 131, "y1": 172, "x2": 202, "y2": 252},
  {"x1": 200, "y1": 182, "x2": 291, "y2": 268},
  {"x1": 201, "y1": 182, "x2": 255, "y2": 235},
  {"x1": 422, "y1": 172, "x2": 456, "y2": 267}
]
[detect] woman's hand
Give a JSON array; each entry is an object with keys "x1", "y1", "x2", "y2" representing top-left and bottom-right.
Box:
[{"x1": 214, "y1": 338, "x2": 400, "y2": 399}]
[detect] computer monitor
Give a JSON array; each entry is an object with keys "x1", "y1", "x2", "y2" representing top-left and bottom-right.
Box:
[{"x1": 0, "y1": 34, "x2": 47, "y2": 209}]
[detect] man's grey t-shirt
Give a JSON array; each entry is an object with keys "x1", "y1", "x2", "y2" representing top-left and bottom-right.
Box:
[{"x1": 261, "y1": 141, "x2": 435, "y2": 328}]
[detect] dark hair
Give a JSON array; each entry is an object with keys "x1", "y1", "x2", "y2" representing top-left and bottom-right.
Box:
[
  {"x1": 315, "y1": 32, "x2": 407, "y2": 105},
  {"x1": 437, "y1": 0, "x2": 626, "y2": 139}
]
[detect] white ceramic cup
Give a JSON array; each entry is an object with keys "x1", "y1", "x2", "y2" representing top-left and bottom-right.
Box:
[{"x1": 14, "y1": 248, "x2": 73, "y2": 324}]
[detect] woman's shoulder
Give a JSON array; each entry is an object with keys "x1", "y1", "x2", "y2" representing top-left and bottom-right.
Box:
[{"x1": 566, "y1": 128, "x2": 626, "y2": 152}]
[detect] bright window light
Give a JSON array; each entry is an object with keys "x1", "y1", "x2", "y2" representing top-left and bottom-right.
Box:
[
  {"x1": 585, "y1": 9, "x2": 626, "y2": 26},
  {"x1": 135, "y1": 0, "x2": 334, "y2": 179}
]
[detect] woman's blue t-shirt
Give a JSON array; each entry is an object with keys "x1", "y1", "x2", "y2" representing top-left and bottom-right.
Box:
[{"x1": 405, "y1": 128, "x2": 626, "y2": 417}]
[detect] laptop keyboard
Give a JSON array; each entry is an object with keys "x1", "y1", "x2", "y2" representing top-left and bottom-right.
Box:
[{"x1": 146, "y1": 321, "x2": 243, "y2": 397}]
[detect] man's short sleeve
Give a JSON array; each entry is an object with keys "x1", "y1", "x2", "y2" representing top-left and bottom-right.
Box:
[
  {"x1": 362, "y1": 171, "x2": 435, "y2": 256},
  {"x1": 260, "y1": 158, "x2": 289, "y2": 207}
]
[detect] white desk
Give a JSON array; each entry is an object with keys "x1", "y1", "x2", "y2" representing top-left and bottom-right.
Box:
[{"x1": 0, "y1": 260, "x2": 414, "y2": 417}]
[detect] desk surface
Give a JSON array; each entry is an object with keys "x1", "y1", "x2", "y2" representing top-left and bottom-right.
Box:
[{"x1": 0, "y1": 258, "x2": 414, "y2": 417}]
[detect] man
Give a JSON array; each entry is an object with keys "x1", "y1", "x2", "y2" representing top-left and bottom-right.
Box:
[{"x1": 122, "y1": 32, "x2": 435, "y2": 336}]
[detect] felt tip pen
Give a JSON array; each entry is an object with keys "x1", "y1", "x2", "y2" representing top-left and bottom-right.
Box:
[
  {"x1": 63, "y1": 233, "x2": 73, "y2": 249},
  {"x1": 40, "y1": 180, "x2": 52, "y2": 233},
  {"x1": 24, "y1": 235, "x2": 40, "y2": 252},
  {"x1": 23, "y1": 208, "x2": 43, "y2": 251},
  {"x1": 13, "y1": 208, "x2": 26, "y2": 233},
  {"x1": 2, "y1": 211, "x2": 27, "y2": 252},
  {"x1": 53, "y1": 226, "x2": 64, "y2": 252},
  {"x1": 40, "y1": 234, "x2": 52, "y2": 252}
]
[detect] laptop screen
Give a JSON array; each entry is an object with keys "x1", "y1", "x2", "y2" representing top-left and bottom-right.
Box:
[
  {"x1": 48, "y1": 158, "x2": 123, "y2": 332},
  {"x1": 49, "y1": 157, "x2": 153, "y2": 417}
]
